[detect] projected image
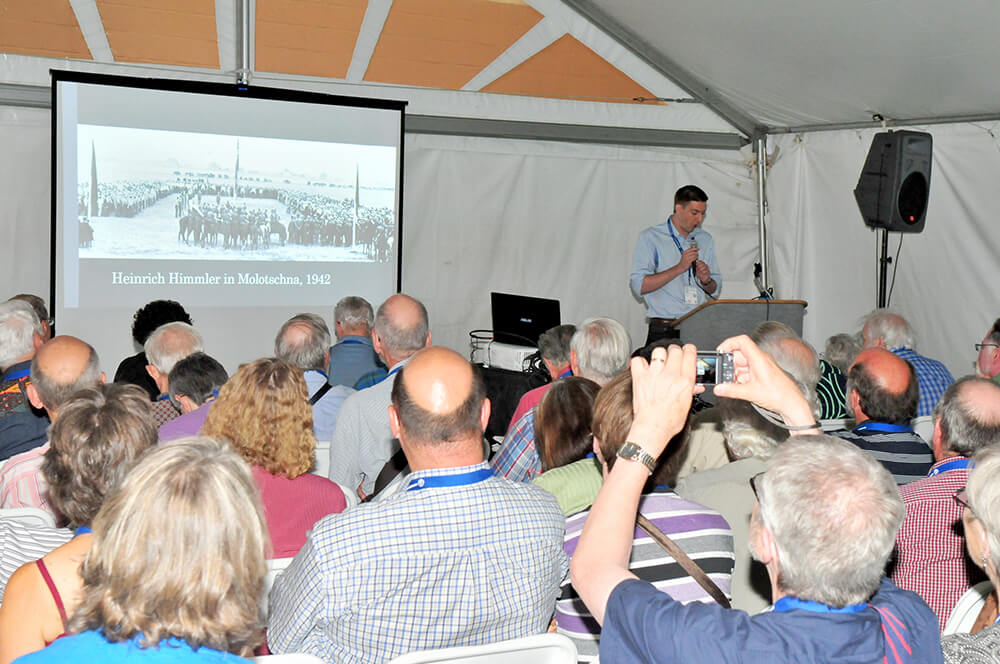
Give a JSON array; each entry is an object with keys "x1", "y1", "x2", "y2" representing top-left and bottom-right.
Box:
[{"x1": 76, "y1": 125, "x2": 396, "y2": 263}]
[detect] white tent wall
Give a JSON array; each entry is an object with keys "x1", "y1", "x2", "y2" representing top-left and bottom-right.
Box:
[{"x1": 766, "y1": 123, "x2": 1000, "y2": 378}]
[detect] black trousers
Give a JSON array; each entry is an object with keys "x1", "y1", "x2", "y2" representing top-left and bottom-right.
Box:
[{"x1": 645, "y1": 319, "x2": 680, "y2": 347}]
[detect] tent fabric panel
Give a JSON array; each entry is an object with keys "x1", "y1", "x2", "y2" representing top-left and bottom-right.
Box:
[
  {"x1": 255, "y1": 0, "x2": 367, "y2": 79},
  {"x1": 364, "y1": 0, "x2": 544, "y2": 90},
  {"x1": 0, "y1": 0, "x2": 92, "y2": 60},
  {"x1": 96, "y1": 0, "x2": 218, "y2": 68},
  {"x1": 766, "y1": 123, "x2": 1000, "y2": 378},
  {"x1": 482, "y1": 33, "x2": 658, "y2": 104}
]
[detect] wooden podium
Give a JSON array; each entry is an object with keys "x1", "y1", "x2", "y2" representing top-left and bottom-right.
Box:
[{"x1": 671, "y1": 299, "x2": 807, "y2": 350}]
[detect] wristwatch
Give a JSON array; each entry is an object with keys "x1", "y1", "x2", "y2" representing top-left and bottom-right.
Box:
[{"x1": 617, "y1": 442, "x2": 656, "y2": 474}]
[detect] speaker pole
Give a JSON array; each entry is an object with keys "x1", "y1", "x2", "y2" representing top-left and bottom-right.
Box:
[{"x1": 877, "y1": 228, "x2": 891, "y2": 308}]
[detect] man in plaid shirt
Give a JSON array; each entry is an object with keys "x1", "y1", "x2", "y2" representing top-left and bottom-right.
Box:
[
  {"x1": 892, "y1": 376, "x2": 1000, "y2": 630},
  {"x1": 269, "y1": 347, "x2": 567, "y2": 664}
]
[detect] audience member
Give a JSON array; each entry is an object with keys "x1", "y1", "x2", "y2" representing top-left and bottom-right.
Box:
[
  {"x1": 975, "y1": 318, "x2": 1000, "y2": 384},
  {"x1": 493, "y1": 317, "x2": 630, "y2": 483},
  {"x1": 570, "y1": 338, "x2": 940, "y2": 663},
  {"x1": 893, "y1": 376, "x2": 1000, "y2": 629},
  {"x1": 144, "y1": 321, "x2": 204, "y2": 427},
  {"x1": 114, "y1": 299, "x2": 192, "y2": 400},
  {"x1": 328, "y1": 296, "x2": 386, "y2": 389},
  {"x1": 505, "y1": 324, "x2": 577, "y2": 431},
  {"x1": 557, "y1": 368, "x2": 733, "y2": 659},
  {"x1": 275, "y1": 313, "x2": 354, "y2": 443},
  {"x1": 832, "y1": 347, "x2": 933, "y2": 483},
  {"x1": 0, "y1": 384, "x2": 155, "y2": 662},
  {"x1": 531, "y1": 376, "x2": 601, "y2": 515},
  {"x1": 818, "y1": 332, "x2": 859, "y2": 420},
  {"x1": 269, "y1": 347, "x2": 567, "y2": 663},
  {"x1": 6, "y1": 295, "x2": 51, "y2": 340},
  {"x1": 941, "y1": 444, "x2": 1000, "y2": 663},
  {"x1": 0, "y1": 301, "x2": 48, "y2": 460},
  {"x1": 0, "y1": 336, "x2": 104, "y2": 512},
  {"x1": 675, "y1": 333, "x2": 820, "y2": 614},
  {"x1": 861, "y1": 310, "x2": 954, "y2": 417},
  {"x1": 12, "y1": 436, "x2": 269, "y2": 662},
  {"x1": 202, "y1": 358, "x2": 347, "y2": 558},
  {"x1": 158, "y1": 352, "x2": 228, "y2": 442},
  {"x1": 328, "y1": 294, "x2": 431, "y2": 499}
]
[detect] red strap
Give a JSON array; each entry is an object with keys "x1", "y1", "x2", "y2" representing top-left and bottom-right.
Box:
[{"x1": 35, "y1": 559, "x2": 69, "y2": 629}]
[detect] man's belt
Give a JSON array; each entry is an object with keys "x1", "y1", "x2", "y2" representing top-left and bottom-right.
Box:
[{"x1": 648, "y1": 318, "x2": 678, "y2": 325}]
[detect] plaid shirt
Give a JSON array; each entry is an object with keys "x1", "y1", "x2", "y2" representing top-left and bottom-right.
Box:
[
  {"x1": 491, "y1": 410, "x2": 542, "y2": 483},
  {"x1": 268, "y1": 462, "x2": 568, "y2": 664},
  {"x1": 892, "y1": 458, "x2": 983, "y2": 631},
  {"x1": 891, "y1": 347, "x2": 955, "y2": 417}
]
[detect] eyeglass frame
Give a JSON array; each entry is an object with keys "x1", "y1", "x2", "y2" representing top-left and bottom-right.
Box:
[
  {"x1": 953, "y1": 487, "x2": 973, "y2": 514},
  {"x1": 975, "y1": 343, "x2": 999, "y2": 352}
]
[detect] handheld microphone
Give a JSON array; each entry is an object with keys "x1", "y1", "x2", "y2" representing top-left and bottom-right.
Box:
[{"x1": 687, "y1": 237, "x2": 698, "y2": 280}]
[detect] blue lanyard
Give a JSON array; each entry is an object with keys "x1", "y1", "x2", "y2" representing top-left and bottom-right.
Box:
[
  {"x1": 157, "y1": 393, "x2": 171, "y2": 402},
  {"x1": 854, "y1": 421, "x2": 912, "y2": 434},
  {"x1": 74, "y1": 525, "x2": 92, "y2": 537},
  {"x1": 407, "y1": 468, "x2": 493, "y2": 492},
  {"x1": 339, "y1": 339, "x2": 367, "y2": 346},
  {"x1": 666, "y1": 219, "x2": 692, "y2": 285},
  {"x1": 773, "y1": 596, "x2": 867, "y2": 614},
  {"x1": 558, "y1": 368, "x2": 573, "y2": 379},
  {"x1": 928, "y1": 457, "x2": 971, "y2": 477},
  {"x1": 4, "y1": 368, "x2": 30, "y2": 381},
  {"x1": 387, "y1": 364, "x2": 404, "y2": 379}
]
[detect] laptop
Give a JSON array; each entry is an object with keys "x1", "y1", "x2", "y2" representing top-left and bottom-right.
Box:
[{"x1": 490, "y1": 292, "x2": 561, "y2": 347}]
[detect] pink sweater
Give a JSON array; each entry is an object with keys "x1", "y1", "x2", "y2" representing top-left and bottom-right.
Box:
[{"x1": 251, "y1": 466, "x2": 347, "y2": 558}]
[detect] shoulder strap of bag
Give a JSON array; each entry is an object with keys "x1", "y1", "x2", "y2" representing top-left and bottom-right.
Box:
[
  {"x1": 636, "y1": 513, "x2": 731, "y2": 609},
  {"x1": 309, "y1": 381, "x2": 333, "y2": 406}
]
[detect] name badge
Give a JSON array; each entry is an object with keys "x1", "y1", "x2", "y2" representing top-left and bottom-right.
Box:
[{"x1": 684, "y1": 285, "x2": 699, "y2": 304}]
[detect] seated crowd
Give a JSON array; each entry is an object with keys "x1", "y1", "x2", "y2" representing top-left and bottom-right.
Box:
[{"x1": 0, "y1": 292, "x2": 998, "y2": 664}]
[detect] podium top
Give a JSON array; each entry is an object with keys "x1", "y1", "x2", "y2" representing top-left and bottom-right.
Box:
[{"x1": 673, "y1": 299, "x2": 807, "y2": 326}]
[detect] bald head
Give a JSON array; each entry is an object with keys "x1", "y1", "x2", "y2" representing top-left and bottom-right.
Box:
[
  {"x1": 29, "y1": 336, "x2": 103, "y2": 415},
  {"x1": 275, "y1": 313, "x2": 330, "y2": 371},
  {"x1": 935, "y1": 376, "x2": 1000, "y2": 457},
  {"x1": 847, "y1": 348, "x2": 918, "y2": 423},
  {"x1": 374, "y1": 295, "x2": 430, "y2": 365},
  {"x1": 390, "y1": 347, "x2": 486, "y2": 449}
]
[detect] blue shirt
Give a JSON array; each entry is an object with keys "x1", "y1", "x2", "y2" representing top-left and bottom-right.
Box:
[
  {"x1": 601, "y1": 577, "x2": 942, "y2": 664},
  {"x1": 890, "y1": 347, "x2": 954, "y2": 417},
  {"x1": 14, "y1": 630, "x2": 247, "y2": 663},
  {"x1": 491, "y1": 410, "x2": 542, "y2": 483},
  {"x1": 304, "y1": 370, "x2": 353, "y2": 444},
  {"x1": 327, "y1": 335, "x2": 385, "y2": 389},
  {"x1": 630, "y1": 218, "x2": 722, "y2": 319},
  {"x1": 268, "y1": 462, "x2": 568, "y2": 664}
]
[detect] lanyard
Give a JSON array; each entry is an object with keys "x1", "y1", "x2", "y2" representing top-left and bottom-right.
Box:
[
  {"x1": 339, "y1": 339, "x2": 367, "y2": 346},
  {"x1": 558, "y1": 368, "x2": 573, "y2": 379},
  {"x1": 407, "y1": 468, "x2": 493, "y2": 492},
  {"x1": 927, "y1": 457, "x2": 971, "y2": 477},
  {"x1": 773, "y1": 596, "x2": 867, "y2": 614},
  {"x1": 854, "y1": 421, "x2": 912, "y2": 434},
  {"x1": 387, "y1": 363, "x2": 404, "y2": 379},
  {"x1": 74, "y1": 525, "x2": 92, "y2": 537},
  {"x1": 667, "y1": 219, "x2": 692, "y2": 285},
  {"x1": 4, "y1": 368, "x2": 30, "y2": 381},
  {"x1": 157, "y1": 393, "x2": 171, "y2": 402}
]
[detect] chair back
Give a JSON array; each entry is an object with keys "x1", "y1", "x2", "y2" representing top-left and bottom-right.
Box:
[
  {"x1": 387, "y1": 633, "x2": 578, "y2": 664},
  {"x1": 911, "y1": 415, "x2": 934, "y2": 445},
  {"x1": 261, "y1": 556, "x2": 295, "y2": 618},
  {"x1": 944, "y1": 580, "x2": 994, "y2": 635},
  {"x1": 251, "y1": 655, "x2": 325, "y2": 663}
]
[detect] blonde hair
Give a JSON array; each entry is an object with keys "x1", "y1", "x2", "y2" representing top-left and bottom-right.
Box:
[
  {"x1": 70, "y1": 436, "x2": 269, "y2": 655},
  {"x1": 202, "y1": 357, "x2": 316, "y2": 477}
]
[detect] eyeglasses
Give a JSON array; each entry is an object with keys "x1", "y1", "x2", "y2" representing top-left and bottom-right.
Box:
[
  {"x1": 953, "y1": 487, "x2": 972, "y2": 512},
  {"x1": 975, "y1": 343, "x2": 999, "y2": 352},
  {"x1": 749, "y1": 472, "x2": 764, "y2": 501}
]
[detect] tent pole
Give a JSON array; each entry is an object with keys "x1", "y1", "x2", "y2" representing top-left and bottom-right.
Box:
[{"x1": 755, "y1": 135, "x2": 770, "y2": 295}]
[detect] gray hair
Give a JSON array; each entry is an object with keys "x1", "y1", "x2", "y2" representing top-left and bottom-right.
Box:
[
  {"x1": 145, "y1": 322, "x2": 204, "y2": 375},
  {"x1": 374, "y1": 296, "x2": 429, "y2": 356},
  {"x1": 8, "y1": 294, "x2": 48, "y2": 327},
  {"x1": 0, "y1": 300, "x2": 42, "y2": 368},
  {"x1": 824, "y1": 333, "x2": 861, "y2": 374},
  {"x1": 570, "y1": 318, "x2": 631, "y2": 385},
  {"x1": 537, "y1": 324, "x2": 576, "y2": 365},
  {"x1": 861, "y1": 309, "x2": 915, "y2": 349},
  {"x1": 966, "y1": 445, "x2": 1000, "y2": 574},
  {"x1": 935, "y1": 376, "x2": 1000, "y2": 457},
  {"x1": 334, "y1": 296, "x2": 374, "y2": 334},
  {"x1": 274, "y1": 313, "x2": 331, "y2": 372},
  {"x1": 30, "y1": 341, "x2": 102, "y2": 411},
  {"x1": 751, "y1": 321, "x2": 797, "y2": 345},
  {"x1": 756, "y1": 435, "x2": 903, "y2": 607}
]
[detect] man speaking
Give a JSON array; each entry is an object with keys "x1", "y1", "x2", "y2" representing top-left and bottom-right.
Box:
[{"x1": 630, "y1": 185, "x2": 722, "y2": 345}]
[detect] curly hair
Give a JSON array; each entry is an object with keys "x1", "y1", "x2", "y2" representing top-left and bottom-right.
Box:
[
  {"x1": 201, "y1": 358, "x2": 315, "y2": 478},
  {"x1": 43, "y1": 384, "x2": 157, "y2": 527},
  {"x1": 70, "y1": 436, "x2": 268, "y2": 656},
  {"x1": 131, "y1": 300, "x2": 192, "y2": 345}
]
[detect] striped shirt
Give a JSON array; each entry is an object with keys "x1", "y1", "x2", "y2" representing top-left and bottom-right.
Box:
[
  {"x1": 832, "y1": 425, "x2": 933, "y2": 485},
  {"x1": 557, "y1": 488, "x2": 734, "y2": 662},
  {"x1": 816, "y1": 359, "x2": 849, "y2": 420},
  {"x1": 0, "y1": 443, "x2": 50, "y2": 512},
  {"x1": 0, "y1": 519, "x2": 72, "y2": 602}
]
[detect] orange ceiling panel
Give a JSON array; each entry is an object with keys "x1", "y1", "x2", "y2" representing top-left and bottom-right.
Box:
[
  {"x1": 483, "y1": 35, "x2": 656, "y2": 104},
  {"x1": 256, "y1": 0, "x2": 367, "y2": 79},
  {"x1": 0, "y1": 0, "x2": 91, "y2": 60},
  {"x1": 364, "y1": 0, "x2": 543, "y2": 90},
  {"x1": 98, "y1": 0, "x2": 217, "y2": 68}
]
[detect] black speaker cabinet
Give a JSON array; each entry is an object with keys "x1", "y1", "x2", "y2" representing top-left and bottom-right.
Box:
[{"x1": 854, "y1": 130, "x2": 932, "y2": 233}]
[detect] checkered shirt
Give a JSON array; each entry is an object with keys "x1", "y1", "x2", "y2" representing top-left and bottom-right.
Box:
[
  {"x1": 491, "y1": 410, "x2": 542, "y2": 483},
  {"x1": 892, "y1": 347, "x2": 955, "y2": 417},
  {"x1": 0, "y1": 442, "x2": 51, "y2": 513},
  {"x1": 267, "y1": 462, "x2": 568, "y2": 664},
  {"x1": 892, "y1": 459, "x2": 983, "y2": 631}
]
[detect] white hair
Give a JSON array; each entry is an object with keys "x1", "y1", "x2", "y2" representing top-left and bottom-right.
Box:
[
  {"x1": 570, "y1": 318, "x2": 631, "y2": 386},
  {"x1": 0, "y1": 300, "x2": 42, "y2": 368},
  {"x1": 861, "y1": 309, "x2": 915, "y2": 349},
  {"x1": 967, "y1": 445, "x2": 1000, "y2": 574},
  {"x1": 145, "y1": 322, "x2": 204, "y2": 375},
  {"x1": 756, "y1": 435, "x2": 903, "y2": 607}
]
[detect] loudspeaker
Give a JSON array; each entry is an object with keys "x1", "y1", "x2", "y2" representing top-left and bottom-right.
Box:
[{"x1": 854, "y1": 130, "x2": 932, "y2": 233}]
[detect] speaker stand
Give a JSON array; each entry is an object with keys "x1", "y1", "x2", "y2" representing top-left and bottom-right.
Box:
[{"x1": 876, "y1": 228, "x2": 893, "y2": 308}]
